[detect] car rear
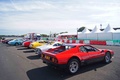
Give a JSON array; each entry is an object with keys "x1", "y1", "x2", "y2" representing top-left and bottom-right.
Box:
[{"x1": 41, "y1": 52, "x2": 59, "y2": 67}]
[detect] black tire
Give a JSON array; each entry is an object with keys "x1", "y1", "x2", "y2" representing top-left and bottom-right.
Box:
[
  {"x1": 67, "y1": 58, "x2": 80, "y2": 74},
  {"x1": 15, "y1": 43, "x2": 19, "y2": 46},
  {"x1": 104, "y1": 52, "x2": 111, "y2": 63},
  {"x1": 37, "y1": 49, "x2": 42, "y2": 56},
  {"x1": 27, "y1": 47, "x2": 30, "y2": 49}
]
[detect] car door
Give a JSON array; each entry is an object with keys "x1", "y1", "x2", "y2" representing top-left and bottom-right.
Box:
[
  {"x1": 78, "y1": 46, "x2": 90, "y2": 63},
  {"x1": 83, "y1": 45, "x2": 104, "y2": 63}
]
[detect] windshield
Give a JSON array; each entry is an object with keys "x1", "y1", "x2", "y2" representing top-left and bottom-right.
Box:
[
  {"x1": 46, "y1": 42, "x2": 53, "y2": 45},
  {"x1": 12, "y1": 39, "x2": 17, "y2": 41}
]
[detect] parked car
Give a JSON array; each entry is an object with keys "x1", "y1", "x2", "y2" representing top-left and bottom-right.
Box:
[
  {"x1": 41, "y1": 43, "x2": 114, "y2": 74},
  {"x1": 8, "y1": 39, "x2": 24, "y2": 46},
  {"x1": 4, "y1": 39, "x2": 13, "y2": 44},
  {"x1": 29, "y1": 40, "x2": 47, "y2": 49},
  {"x1": 35, "y1": 41, "x2": 63, "y2": 55},
  {"x1": 22, "y1": 40, "x2": 33, "y2": 48},
  {"x1": 1, "y1": 40, "x2": 7, "y2": 43},
  {"x1": 1, "y1": 38, "x2": 6, "y2": 43}
]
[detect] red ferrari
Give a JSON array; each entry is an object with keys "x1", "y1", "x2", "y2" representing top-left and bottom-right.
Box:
[
  {"x1": 41, "y1": 44, "x2": 114, "y2": 74},
  {"x1": 22, "y1": 40, "x2": 33, "y2": 48}
]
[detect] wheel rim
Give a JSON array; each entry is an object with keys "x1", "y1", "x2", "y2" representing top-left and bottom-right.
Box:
[
  {"x1": 35, "y1": 49, "x2": 38, "y2": 53},
  {"x1": 105, "y1": 53, "x2": 110, "y2": 63},
  {"x1": 37, "y1": 49, "x2": 41, "y2": 54},
  {"x1": 69, "y1": 61, "x2": 79, "y2": 73},
  {"x1": 16, "y1": 43, "x2": 18, "y2": 46}
]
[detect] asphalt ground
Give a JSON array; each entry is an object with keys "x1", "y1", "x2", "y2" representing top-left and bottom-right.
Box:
[{"x1": 0, "y1": 42, "x2": 120, "y2": 80}]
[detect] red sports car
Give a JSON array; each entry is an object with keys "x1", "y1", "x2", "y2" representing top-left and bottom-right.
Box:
[
  {"x1": 41, "y1": 44, "x2": 114, "y2": 74},
  {"x1": 22, "y1": 40, "x2": 33, "y2": 48}
]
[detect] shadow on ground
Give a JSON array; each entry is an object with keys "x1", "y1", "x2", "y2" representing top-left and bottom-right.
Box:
[
  {"x1": 17, "y1": 47, "x2": 30, "y2": 50},
  {"x1": 15, "y1": 45, "x2": 23, "y2": 48},
  {"x1": 27, "y1": 62, "x2": 109, "y2": 80},
  {"x1": 5, "y1": 44, "x2": 14, "y2": 47},
  {"x1": 27, "y1": 55, "x2": 40, "y2": 60},
  {"x1": 23, "y1": 49, "x2": 35, "y2": 53}
]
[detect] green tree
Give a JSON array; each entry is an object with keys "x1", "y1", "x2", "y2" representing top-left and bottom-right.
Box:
[
  {"x1": 41, "y1": 34, "x2": 49, "y2": 37},
  {"x1": 60, "y1": 31, "x2": 68, "y2": 34}
]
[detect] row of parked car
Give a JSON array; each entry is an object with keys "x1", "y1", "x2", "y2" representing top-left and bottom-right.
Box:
[
  {"x1": 1, "y1": 38, "x2": 114, "y2": 74},
  {"x1": 22, "y1": 40, "x2": 63, "y2": 55},
  {"x1": 1, "y1": 38, "x2": 63, "y2": 55}
]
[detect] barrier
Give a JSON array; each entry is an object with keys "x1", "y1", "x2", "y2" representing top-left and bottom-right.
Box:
[
  {"x1": 76, "y1": 40, "x2": 79, "y2": 43},
  {"x1": 84, "y1": 40, "x2": 90, "y2": 44},
  {"x1": 90, "y1": 40, "x2": 106, "y2": 45},
  {"x1": 90, "y1": 40, "x2": 97, "y2": 45},
  {"x1": 69, "y1": 40, "x2": 72, "y2": 43},
  {"x1": 58, "y1": 40, "x2": 61, "y2": 42},
  {"x1": 72, "y1": 40, "x2": 76, "y2": 43},
  {"x1": 57, "y1": 39, "x2": 120, "y2": 46},
  {"x1": 113, "y1": 40, "x2": 120, "y2": 46},
  {"x1": 106, "y1": 41, "x2": 114, "y2": 45},
  {"x1": 62, "y1": 40, "x2": 64, "y2": 43},
  {"x1": 66, "y1": 40, "x2": 70, "y2": 43},
  {"x1": 97, "y1": 41, "x2": 106, "y2": 45},
  {"x1": 79, "y1": 40, "x2": 84, "y2": 44}
]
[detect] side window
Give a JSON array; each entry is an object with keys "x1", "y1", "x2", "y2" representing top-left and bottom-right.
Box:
[
  {"x1": 80, "y1": 46, "x2": 87, "y2": 52},
  {"x1": 84, "y1": 46, "x2": 98, "y2": 52}
]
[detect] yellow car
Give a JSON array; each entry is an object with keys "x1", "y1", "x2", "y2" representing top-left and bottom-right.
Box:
[{"x1": 29, "y1": 40, "x2": 47, "y2": 49}]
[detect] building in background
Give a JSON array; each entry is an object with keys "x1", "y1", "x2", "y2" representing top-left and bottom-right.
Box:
[{"x1": 24, "y1": 33, "x2": 41, "y2": 40}]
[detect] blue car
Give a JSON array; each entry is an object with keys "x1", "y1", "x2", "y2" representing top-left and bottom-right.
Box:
[{"x1": 8, "y1": 39, "x2": 24, "y2": 46}]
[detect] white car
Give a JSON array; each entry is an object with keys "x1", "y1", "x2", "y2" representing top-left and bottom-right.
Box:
[{"x1": 35, "y1": 41, "x2": 63, "y2": 55}]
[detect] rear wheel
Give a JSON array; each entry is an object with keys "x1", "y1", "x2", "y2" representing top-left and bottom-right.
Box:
[
  {"x1": 104, "y1": 52, "x2": 111, "y2": 63},
  {"x1": 67, "y1": 58, "x2": 80, "y2": 74},
  {"x1": 15, "y1": 43, "x2": 19, "y2": 46}
]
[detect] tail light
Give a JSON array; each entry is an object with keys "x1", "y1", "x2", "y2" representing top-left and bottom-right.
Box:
[
  {"x1": 41, "y1": 54, "x2": 44, "y2": 58},
  {"x1": 52, "y1": 57, "x2": 58, "y2": 63},
  {"x1": 42, "y1": 54, "x2": 58, "y2": 63}
]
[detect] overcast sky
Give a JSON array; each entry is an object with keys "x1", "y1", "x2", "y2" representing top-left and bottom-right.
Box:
[{"x1": 0, "y1": 0, "x2": 120, "y2": 35}]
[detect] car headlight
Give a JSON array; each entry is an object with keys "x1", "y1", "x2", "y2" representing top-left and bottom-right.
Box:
[{"x1": 52, "y1": 57, "x2": 58, "y2": 63}]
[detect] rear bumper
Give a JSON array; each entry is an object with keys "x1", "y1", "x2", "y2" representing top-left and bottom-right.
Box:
[{"x1": 42, "y1": 58, "x2": 67, "y2": 69}]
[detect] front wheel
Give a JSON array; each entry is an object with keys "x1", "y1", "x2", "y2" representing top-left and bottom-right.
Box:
[
  {"x1": 67, "y1": 58, "x2": 80, "y2": 74},
  {"x1": 104, "y1": 52, "x2": 111, "y2": 63}
]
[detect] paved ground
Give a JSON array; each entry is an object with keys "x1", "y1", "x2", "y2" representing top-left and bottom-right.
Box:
[{"x1": 0, "y1": 42, "x2": 120, "y2": 80}]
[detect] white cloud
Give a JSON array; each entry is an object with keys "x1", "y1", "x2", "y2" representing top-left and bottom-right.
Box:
[
  {"x1": 0, "y1": 0, "x2": 120, "y2": 35},
  {"x1": 0, "y1": 2, "x2": 15, "y2": 11},
  {"x1": 13, "y1": 1, "x2": 56, "y2": 11},
  {"x1": 0, "y1": 0, "x2": 57, "y2": 11}
]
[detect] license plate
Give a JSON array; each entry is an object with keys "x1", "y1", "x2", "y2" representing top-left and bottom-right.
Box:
[{"x1": 45, "y1": 55, "x2": 50, "y2": 60}]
